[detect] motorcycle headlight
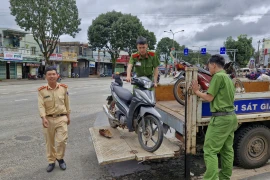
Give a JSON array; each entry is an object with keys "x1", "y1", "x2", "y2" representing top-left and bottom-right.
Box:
[{"x1": 142, "y1": 80, "x2": 153, "y2": 89}]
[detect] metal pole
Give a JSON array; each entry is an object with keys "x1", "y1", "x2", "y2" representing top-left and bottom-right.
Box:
[
  {"x1": 172, "y1": 33, "x2": 175, "y2": 48},
  {"x1": 197, "y1": 47, "x2": 199, "y2": 64},
  {"x1": 97, "y1": 50, "x2": 100, "y2": 76},
  {"x1": 257, "y1": 40, "x2": 260, "y2": 66},
  {"x1": 233, "y1": 50, "x2": 236, "y2": 62}
]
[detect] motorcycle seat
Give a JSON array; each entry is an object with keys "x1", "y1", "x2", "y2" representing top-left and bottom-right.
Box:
[
  {"x1": 114, "y1": 86, "x2": 133, "y2": 104},
  {"x1": 198, "y1": 67, "x2": 211, "y2": 76}
]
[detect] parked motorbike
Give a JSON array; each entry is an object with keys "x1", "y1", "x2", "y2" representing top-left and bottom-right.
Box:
[
  {"x1": 103, "y1": 76, "x2": 164, "y2": 152},
  {"x1": 57, "y1": 73, "x2": 62, "y2": 83},
  {"x1": 173, "y1": 61, "x2": 244, "y2": 105},
  {"x1": 100, "y1": 73, "x2": 108, "y2": 77},
  {"x1": 72, "y1": 73, "x2": 79, "y2": 78},
  {"x1": 27, "y1": 73, "x2": 37, "y2": 80}
]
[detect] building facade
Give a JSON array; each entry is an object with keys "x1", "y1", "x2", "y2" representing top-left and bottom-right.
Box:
[
  {"x1": 0, "y1": 28, "x2": 43, "y2": 79},
  {"x1": 260, "y1": 39, "x2": 270, "y2": 67}
]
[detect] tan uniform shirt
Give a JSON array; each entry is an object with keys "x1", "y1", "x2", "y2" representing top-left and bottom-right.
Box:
[{"x1": 38, "y1": 83, "x2": 70, "y2": 117}]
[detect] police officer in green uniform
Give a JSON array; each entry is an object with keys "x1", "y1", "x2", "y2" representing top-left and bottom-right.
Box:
[
  {"x1": 126, "y1": 36, "x2": 160, "y2": 86},
  {"x1": 191, "y1": 55, "x2": 238, "y2": 180},
  {"x1": 125, "y1": 36, "x2": 160, "y2": 131}
]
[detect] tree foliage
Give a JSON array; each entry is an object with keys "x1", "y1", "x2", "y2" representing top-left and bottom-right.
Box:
[
  {"x1": 10, "y1": 0, "x2": 81, "y2": 64},
  {"x1": 224, "y1": 34, "x2": 255, "y2": 67},
  {"x1": 88, "y1": 11, "x2": 156, "y2": 71},
  {"x1": 156, "y1": 37, "x2": 211, "y2": 66},
  {"x1": 156, "y1": 37, "x2": 183, "y2": 62}
]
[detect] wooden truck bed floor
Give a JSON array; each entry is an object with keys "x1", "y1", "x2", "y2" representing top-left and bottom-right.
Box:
[
  {"x1": 155, "y1": 100, "x2": 185, "y2": 134},
  {"x1": 89, "y1": 126, "x2": 180, "y2": 165},
  {"x1": 156, "y1": 100, "x2": 185, "y2": 120}
]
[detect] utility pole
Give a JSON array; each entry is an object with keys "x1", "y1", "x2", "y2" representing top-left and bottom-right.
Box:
[
  {"x1": 97, "y1": 49, "x2": 100, "y2": 76},
  {"x1": 96, "y1": 49, "x2": 120, "y2": 76},
  {"x1": 164, "y1": 29, "x2": 184, "y2": 48},
  {"x1": 257, "y1": 40, "x2": 261, "y2": 66}
]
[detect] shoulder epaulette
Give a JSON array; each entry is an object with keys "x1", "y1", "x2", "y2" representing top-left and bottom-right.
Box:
[
  {"x1": 148, "y1": 51, "x2": 155, "y2": 56},
  {"x1": 60, "y1": 84, "x2": 68, "y2": 88},
  {"x1": 132, "y1": 53, "x2": 140, "y2": 58},
  {"x1": 38, "y1": 86, "x2": 46, "y2": 91}
]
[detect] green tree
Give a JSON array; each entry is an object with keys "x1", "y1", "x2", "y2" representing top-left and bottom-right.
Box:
[
  {"x1": 10, "y1": 0, "x2": 81, "y2": 65},
  {"x1": 156, "y1": 37, "x2": 183, "y2": 76},
  {"x1": 156, "y1": 37, "x2": 183, "y2": 60},
  {"x1": 88, "y1": 11, "x2": 156, "y2": 73},
  {"x1": 224, "y1": 34, "x2": 255, "y2": 67}
]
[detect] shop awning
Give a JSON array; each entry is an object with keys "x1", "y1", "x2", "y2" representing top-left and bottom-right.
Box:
[
  {"x1": 0, "y1": 58, "x2": 40, "y2": 63},
  {"x1": 78, "y1": 55, "x2": 95, "y2": 61}
]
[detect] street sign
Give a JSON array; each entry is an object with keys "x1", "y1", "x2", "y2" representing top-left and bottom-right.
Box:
[
  {"x1": 184, "y1": 48, "x2": 189, "y2": 56},
  {"x1": 201, "y1": 48, "x2": 206, "y2": 55},
  {"x1": 220, "y1": 47, "x2": 226, "y2": 54}
]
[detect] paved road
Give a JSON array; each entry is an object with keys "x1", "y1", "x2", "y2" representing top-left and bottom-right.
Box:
[{"x1": 1, "y1": 77, "x2": 270, "y2": 180}]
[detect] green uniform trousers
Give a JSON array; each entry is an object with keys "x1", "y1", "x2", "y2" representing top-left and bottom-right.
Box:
[{"x1": 203, "y1": 114, "x2": 238, "y2": 180}]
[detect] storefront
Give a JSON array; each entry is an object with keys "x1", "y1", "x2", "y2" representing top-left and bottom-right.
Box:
[
  {"x1": 1, "y1": 51, "x2": 23, "y2": 79},
  {"x1": 89, "y1": 60, "x2": 95, "y2": 75},
  {"x1": 22, "y1": 62, "x2": 40, "y2": 78},
  {"x1": 115, "y1": 55, "x2": 129, "y2": 73},
  {"x1": 61, "y1": 52, "x2": 77, "y2": 77},
  {"x1": 0, "y1": 60, "x2": 6, "y2": 79}
]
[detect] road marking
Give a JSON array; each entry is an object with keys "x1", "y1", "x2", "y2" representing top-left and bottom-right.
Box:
[
  {"x1": 15, "y1": 99, "x2": 28, "y2": 101},
  {"x1": 1, "y1": 93, "x2": 9, "y2": 95},
  {"x1": 69, "y1": 92, "x2": 77, "y2": 95},
  {"x1": 102, "y1": 94, "x2": 110, "y2": 96},
  {"x1": 101, "y1": 88, "x2": 109, "y2": 91}
]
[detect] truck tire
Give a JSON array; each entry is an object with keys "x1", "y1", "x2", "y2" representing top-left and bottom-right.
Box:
[{"x1": 234, "y1": 125, "x2": 270, "y2": 169}]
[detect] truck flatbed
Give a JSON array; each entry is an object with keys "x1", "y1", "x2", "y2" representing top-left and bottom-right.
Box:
[{"x1": 89, "y1": 126, "x2": 180, "y2": 165}]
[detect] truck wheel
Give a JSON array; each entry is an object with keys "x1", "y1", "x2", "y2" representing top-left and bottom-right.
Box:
[{"x1": 234, "y1": 125, "x2": 270, "y2": 169}]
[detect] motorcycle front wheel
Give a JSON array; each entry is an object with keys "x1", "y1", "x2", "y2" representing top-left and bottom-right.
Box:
[
  {"x1": 138, "y1": 115, "x2": 163, "y2": 152},
  {"x1": 173, "y1": 77, "x2": 186, "y2": 105}
]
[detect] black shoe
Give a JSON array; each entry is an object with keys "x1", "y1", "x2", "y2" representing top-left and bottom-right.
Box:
[
  {"x1": 46, "y1": 163, "x2": 55, "y2": 172},
  {"x1": 57, "y1": 159, "x2": 66, "y2": 170}
]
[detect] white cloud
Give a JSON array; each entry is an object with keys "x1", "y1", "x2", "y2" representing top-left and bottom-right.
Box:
[
  {"x1": 1, "y1": 0, "x2": 270, "y2": 52},
  {"x1": 234, "y1": 5, "x2": 270, "y2": 23}
]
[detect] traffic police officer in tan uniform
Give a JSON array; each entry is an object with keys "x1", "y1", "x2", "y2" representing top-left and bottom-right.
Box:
[
  {"x1": 38, "y1": 66, "x2": 70, "y2": 172},
  {"x1": 125, "y1": 36, "x2": 160, "y2": 131}
]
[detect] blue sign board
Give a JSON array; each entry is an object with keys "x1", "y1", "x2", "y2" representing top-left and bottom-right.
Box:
[
  {"x1": 184, "y1": 48, "x2": 189, "y2": 56},
  {"x1": 202, "y1": 98, "x2": 270, "y2": 117},
  {"x1": 201, "y1": 48, "x2": 206, "y2": 55},
  {"x1": 220, "y1": 47, "x2": 226, "y2": 54}
]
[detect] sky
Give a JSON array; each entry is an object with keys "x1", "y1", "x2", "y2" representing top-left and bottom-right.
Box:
[{"x1": 1, "y1": 0, "x2": 270, "y2": 52}]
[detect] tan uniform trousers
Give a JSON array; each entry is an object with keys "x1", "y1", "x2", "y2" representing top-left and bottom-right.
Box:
[{"x1": 43, "y1": 115, "x2": 68, "y2": 163}]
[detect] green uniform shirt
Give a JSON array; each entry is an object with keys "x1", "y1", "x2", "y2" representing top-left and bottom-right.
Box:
[
  {"x1": 129, "y1": 51, "x2": 160, "y2": 77},
  {"x1": 207, "y1": 70, "x2": 235, "y2": 112}
]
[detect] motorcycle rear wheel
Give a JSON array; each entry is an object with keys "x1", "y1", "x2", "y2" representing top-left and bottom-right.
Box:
[
  {"x1": 173, "y1": 77, "x2": 186, "y2": 105},
  {"x1": 138, "y1": 115, "x2": 163, "y2": 152}
]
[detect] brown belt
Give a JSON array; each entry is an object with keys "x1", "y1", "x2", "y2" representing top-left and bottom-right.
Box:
[{"x1": 47, "y1": 114, "x2": 66, "y2": 118}]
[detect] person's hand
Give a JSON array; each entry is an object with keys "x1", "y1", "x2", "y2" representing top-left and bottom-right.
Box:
[
  {"x1": 154, "y1": 83, "x2": 158, "y2": 88},
  {"x1": 126, "y1": 76, "x2": 131, "y2": 82},
  {"x1": 42, "y1": 118, "x2": 49, "y2": 128},
  {"x1": 191, "y1": 80, "x2": 200, "y2": 94},
  {"x1": 67, "y1": 118, "x2": 70, "y2": 125}
]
